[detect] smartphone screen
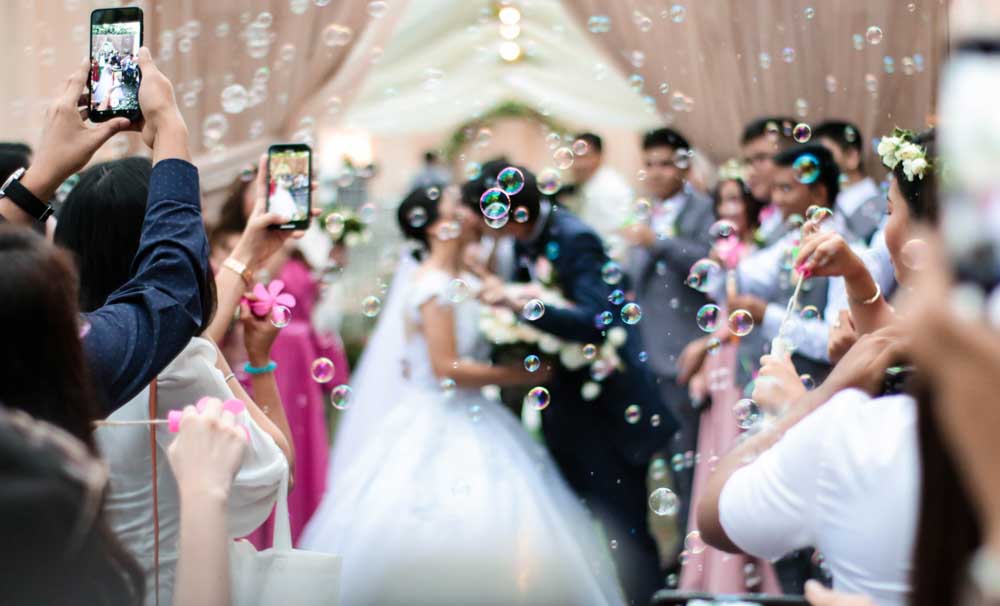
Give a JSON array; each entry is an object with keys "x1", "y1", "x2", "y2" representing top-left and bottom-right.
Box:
[
  {"x1": 89, "y1": 8, "x2": 143, "y2": 122},
  {"x1": 267, "y1": 144, "x2": 312, "y2": 230}
]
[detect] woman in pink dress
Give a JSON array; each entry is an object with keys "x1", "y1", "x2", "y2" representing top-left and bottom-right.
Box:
[
  {"x1": 676, "y1": 176, "x2": 782, "y2": 593},
  {"x1": 211, "y1": 168, "x2": 350, "y2": 546}
]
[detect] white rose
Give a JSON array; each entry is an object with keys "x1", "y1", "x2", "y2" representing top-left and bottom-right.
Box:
[
  {"x1": 895, "y1": 143, "x2": 922, "y2": 161},
  {"x1": 581, "y1": 381, "x2": 601, "y2": 401},
  {"x1": 876, "y1": 136, "x2": 899, "y2": 158},
  {"x1": 908, "y1": 157, "x2": 928, "y2": 178},
  {"x1": 344, "y1": 232, "x2": 361, "y2": 248},
  {"x1": 607, "y1": 326, "x2": 627, "y2": 347}
]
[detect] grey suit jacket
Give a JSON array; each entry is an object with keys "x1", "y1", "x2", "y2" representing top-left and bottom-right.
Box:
[{"x1": 628, "y1": 189, "x2": 715, "y2": 379}]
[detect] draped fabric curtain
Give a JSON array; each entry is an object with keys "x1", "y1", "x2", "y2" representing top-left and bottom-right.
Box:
[
  {"x1": 2, "y1": 0, "x2": 408, "y2": 192},
  {"x1": 561, "y1": 0, "x2": 950, "y2": 168}
]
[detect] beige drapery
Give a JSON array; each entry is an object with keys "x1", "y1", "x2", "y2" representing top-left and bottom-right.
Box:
[
  {"x1": 2, "y1": 0, "x2": 407, "y2": 192},
  {"x1": 562, "y1": 0, "x2": 950, "y2": 167}
]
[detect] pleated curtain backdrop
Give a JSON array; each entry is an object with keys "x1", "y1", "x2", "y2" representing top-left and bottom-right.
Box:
[{"x1": 561, "y1": 0, "x2": 950, "y2": 168}]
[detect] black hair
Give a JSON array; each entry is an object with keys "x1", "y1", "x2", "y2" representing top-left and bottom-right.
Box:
[
  {"x1": 741, "y1": 116, "x2": 796, "y2": 147},
  {"x1": 575, "y1": 132, "x2": 603, "y2": 154},
  {"x1": 0, "y1": 142, "x2": 31, "y2": 182},
  {"x1": 642, "y1": 128, "x2": 690, "y2": 153},
  {"x1": 397, "y1": 185, "x2": 443, "y2": 251},
  {"x1": 814, "y1": 120, "x2": 863, "y2": 154},
  {"x1": 773, "y1": 143, "x2": 841, "y2": 205},
  {"x1": 423, "y1": 151, "x2": 438, "y2": 164},
  {"x1": 892, "y1": 129, "x2": 938, "y2": 225},
  {"x1": 54, "y1": 158, "x2": 217, "y2": 332},
  {"x1": 713, "y1": 177, "x2": 762, "y2": 230}
]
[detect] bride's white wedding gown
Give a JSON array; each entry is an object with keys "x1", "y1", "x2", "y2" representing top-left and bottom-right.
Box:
[{"x1": 301, "y1": 268, "x2": 624, "y2": 606}]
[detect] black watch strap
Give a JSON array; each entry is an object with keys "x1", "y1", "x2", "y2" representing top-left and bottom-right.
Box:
[{"x1": 1, "y1": 175, "x2": 53, "y2": 222}]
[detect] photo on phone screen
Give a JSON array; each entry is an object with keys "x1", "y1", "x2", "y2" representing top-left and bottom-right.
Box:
[
  {"x1": 89, "y1": 8, "x2": 142, "y2": 120},
  {"x1": 267, "y1": 146, "x2": 312, "y2": 228}
]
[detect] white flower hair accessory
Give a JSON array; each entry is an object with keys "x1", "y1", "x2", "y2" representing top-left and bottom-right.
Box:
[{"x1": 877, "y1": 128, "x2": 931, "y2": 182}]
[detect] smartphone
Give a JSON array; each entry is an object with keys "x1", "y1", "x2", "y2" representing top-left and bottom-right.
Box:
[
  {"x1": 89, "y1": 7, "x2": 143, "y2": 123},
  {"x1": 266, "y1": 144, "x2": 313, "y2": 230},
  {"x1": 652, "y1": 590, "x2": 808, "y2": 605}
]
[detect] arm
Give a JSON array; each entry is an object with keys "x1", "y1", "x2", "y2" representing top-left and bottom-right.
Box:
[
  {"x1": 649, "y1": 233, "x2": 711, "y2": 274},
  {"x1": 527, "y1": 232, "x2": 612, "y2": 343},
  {"x1": 169, "y1": 399, "x2": 246, "y2": 606},
  {"x1": 422, "y1": 298, "x2": 542, "y2": 388}
]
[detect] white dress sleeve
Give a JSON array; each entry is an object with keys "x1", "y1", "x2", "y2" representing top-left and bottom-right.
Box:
[
  {"x1": 718, "y1": 388, "x2": 871, "y2": 560},
  {"x1": 406, "y1": 269, "x2": 454, "y2": 323},
  {"x1": 154, "y1": 337, "x2": 287, "y2": 537}
]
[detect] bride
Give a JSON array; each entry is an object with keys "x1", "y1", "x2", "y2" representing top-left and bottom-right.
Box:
[{"x1": 301, "y1": 186, "x2": 625, "y2": 605}]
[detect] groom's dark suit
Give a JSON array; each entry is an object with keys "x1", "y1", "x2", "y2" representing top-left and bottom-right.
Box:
[{"x1": 514, "y1": 203, "x2": 678, "y2": 605}]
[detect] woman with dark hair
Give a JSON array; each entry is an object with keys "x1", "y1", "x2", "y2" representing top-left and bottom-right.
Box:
[
  {"x1": 54, "y1": 155, "x2": 295, "y2": 605},
  {"x1": 209, "y1": 161, "x2": 349, "y2": 547},
  {"x1": 713, "y1": 175, "x2": 763, "y2": 246},
  {"x1": 301, "y1": 186, "x2": 626, "y2": 605},
  {"x1": 697, "y1": 129, "x2": 940, "y2": 606},
  {"x1": 0, "y1": 227, "x2": 142, "y2": 605}
]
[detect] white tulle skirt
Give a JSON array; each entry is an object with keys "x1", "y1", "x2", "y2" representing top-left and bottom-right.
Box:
[{"x1": 301, "y1": 384, "x2": 625, "y2": 606}]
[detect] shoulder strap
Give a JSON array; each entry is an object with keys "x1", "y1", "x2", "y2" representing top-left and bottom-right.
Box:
[{"x1": 148, "y1": 380, "x2": 160, "y2": 606}]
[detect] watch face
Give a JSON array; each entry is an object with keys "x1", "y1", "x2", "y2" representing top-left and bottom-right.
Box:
[{"x1": 2, "y1": 167, "x2": 26, "y2": 193}]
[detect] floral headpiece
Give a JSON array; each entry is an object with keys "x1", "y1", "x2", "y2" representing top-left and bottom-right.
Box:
[
  {"x1": 717, "y1": 158, "x2": 748, "y2": 183},
  {"x1": 876, "y1": 128, "x2": 931, "y2": 182}
]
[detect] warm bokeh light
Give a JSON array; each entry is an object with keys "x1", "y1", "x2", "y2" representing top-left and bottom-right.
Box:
[
  {"x1": 498, "y1": 40, "x2": 521, "y2": 62},
  {"x1": 498, "y1": 6, "x2": 521, "y2": 25}
]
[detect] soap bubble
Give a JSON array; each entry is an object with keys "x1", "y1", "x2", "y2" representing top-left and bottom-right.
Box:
[
  {"x1": 866, "y1": 25, "x2": 883, "y2": 45},
  {"x1": 310, "y1": 357, "x2": 336, "y2": 383},
  {"x1": 323, "y1": 23, "x2": 353, "y2": 46},
  {"x1": 513, "y1": 206, "x2": 530, "y2": 223},
  {"x1": 608, "y1": 289, "x2": 625, "y2": 305},
  {"x1": 621, "y1": 303, "x2": 642, "y2": 325},
  {"x1": 801, "y1": 374, "x2": 816, "y2": 390},
  {"x1": 684, "y1": 530, "x2": 706, "y2": 554},
  {"x1": 587, "y1": 14, "x2": 611, "y2": 33},
  {"x1": 537, "y1": 168, "x2": 562, "y2": 195},
  {"x1": 270, "y1": 305, "x2": 292, "y2": 328},
  {"x1": 668, "y1": 5, "x2": 686, "y2": 23},
  {"x1": 440, "y1": 378, "x2": 456, "y2": 397},
  {"x1": 686, "y1": 258, "x2": 723, "y2": 292},
  {"x1": 331, "y1": 384, "x2": 353, "y2": 409},
  {"x1": 571, "y1": 139, "x2": 590, "y2": 156},
  {"x1": 367, "y1": 0, "x2": 388, "y2": 18},
  {"x1": 696, "y1": 304, "x2": 721, "y2": 332},
  {"x1": 625, "y1": 404, "x2": 642, "y2": 424},
  {"x1": 524, "y1": 355, "x2": 541, "y2": 372},
  {"x1": 804, "y1": 7, "x2": 816, "y2": 19},
  {"x1": 361, "y1": 296, "x2": 382, "y2": 317},
  {"x1": 553, "y1": 147, "x2": 574, "y2": 169},
  {"x1": 649, "y1": 487, "x2": 680, "y2": 516},
  {"x1": 522, "y1": 299, "x2": 545, "y2": 321},
  {"x1": 733, "y1": 398, "x2": 761, "y2": 429},
  {"x1": 800, "y1": 305, "x2": 820, "y2": 320},
  {"x1": 464, "y1": 161, "x2": 482, "y2": 180},
  {"x1": 583, "y1": 344, "x2": 598, "y2": 360},
  {"x1": 708, "y1": 219, "x2": 738, "y2": 241},
  {"x1": 793, "y1": 153, "x2": 821, "y2": 184},
  {"x1": 525, "y1": 386, "x2": 551, "y2": 410},
  {"x1": 601, "y1": 261, "x2": 624, "y2": 285},
  {"x1": 479, "y1": 188, "x2": 511, "y2": 220},
  {"x1": 596, "y1": 311, "x2": 614, "y2": 327},
  {"x1": 446, "y1": 279, "x2": 470, "y2": 303},
  {"x1": 497, "y1": 166, "x2": 525, "y2": 195},
  {"x1": 806, "y1": 204, "x2": 834, "y2": 223},
  {"x1": 792, "y1": 123, "x2": 812, "y2": 143},
  {"x1": 405, "y1": 206, "x2": 427, "y2": 228},
  {"x1": 728, "y1": 309, "x2": 754, "y2": 337}
]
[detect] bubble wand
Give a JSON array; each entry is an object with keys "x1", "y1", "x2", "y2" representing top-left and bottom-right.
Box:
[
  {"x1": 770, "y1": 208, "x2": 830, "y2": 357},
  {"x1": 94, "y1": 398, "x2": 249, "y2": 437}
]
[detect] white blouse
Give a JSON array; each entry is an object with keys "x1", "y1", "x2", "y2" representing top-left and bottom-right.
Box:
[
  {"x1": 719, "y1": 389, "x2": 919, "y2": 606},
  {"x1": 97, "y1": 337, "x2": 287, "y2": 605}
]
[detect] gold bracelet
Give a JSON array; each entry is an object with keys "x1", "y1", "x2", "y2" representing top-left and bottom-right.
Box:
[
  {"x1": 222, "y1": 257, "x2": 253, "y2": 286},
  {"x1": 851, "y1": 281, "x2": 881, "y2": 305}
]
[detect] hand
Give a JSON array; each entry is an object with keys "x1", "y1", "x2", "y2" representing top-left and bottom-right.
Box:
[
  {"x1": 796, "y1": 231, "x2": 866, "y2": 280},
  {"x1": 827, "y1": 309, "x2": 858, "y2": 364},
  {"x1": 822, "y1": 323, "x2": 907, "y2": 396},
  {"x1": 727, "y1": 294, "x2": 767, "y2": 324},
  {"x1": 239, "y1": 299, "x2": 280, "y2": 366},
  {"x1": 229, "y1": 155, "x2": 312, "y2": 270},
  {"x1": 134, "y1": 47, "x2": 186, "y2": 150},
  {"x1": 21, "y1": 60, "x2": 132, "y2": 201},
  {"x1": 677, "y1": 337, "x2": 709, "y2": 385},
  {"x1": 620, "y1": 223, "x2": 656, "y2": 248},
  {"x1": 517, "y1": 362, "x2": 553, "y2": 385},
  {"x1": 753, "y1": 353, "x2": 807, "y2": 414},
  {"x1": 804, "y1": 581, "x2": 875, "y2": 606},
  {"x1": 167, "y1": 397, "x2": 247, "y2": 501}
]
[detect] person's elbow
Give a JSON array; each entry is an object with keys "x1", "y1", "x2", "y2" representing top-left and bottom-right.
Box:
[{"x1": 696, "y1": 477, "x2": 743, "y2": 554}]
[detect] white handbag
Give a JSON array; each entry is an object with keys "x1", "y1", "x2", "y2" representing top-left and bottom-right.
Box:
[{"x1": 229, "y1": 468, "x2": 343, "y2": 606}]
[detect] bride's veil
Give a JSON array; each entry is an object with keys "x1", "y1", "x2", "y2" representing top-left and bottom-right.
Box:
[{"x1": 326, "y1": 248, "x2": 419, "y2": 490}]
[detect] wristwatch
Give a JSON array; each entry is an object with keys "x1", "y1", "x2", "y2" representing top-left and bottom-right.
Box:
[{"x1": 1, "y1": 168, "x2": 54, "y2": 222}]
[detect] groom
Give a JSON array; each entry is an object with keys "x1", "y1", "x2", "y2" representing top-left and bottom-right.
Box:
[{"x1": 475, "y1": 166, "x2": 677, "y2": 605}]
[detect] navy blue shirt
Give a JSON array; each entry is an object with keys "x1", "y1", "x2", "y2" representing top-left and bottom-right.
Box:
[{"x1": 81, "y1": 159, "x2": 208, "y2": 414}]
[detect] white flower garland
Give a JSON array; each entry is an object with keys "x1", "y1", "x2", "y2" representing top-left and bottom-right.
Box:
[{"x1": 877, "y1": 129, "x2": 931, "y2": 182}]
